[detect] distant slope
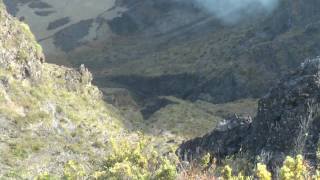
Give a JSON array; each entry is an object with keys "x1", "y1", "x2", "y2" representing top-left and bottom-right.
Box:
[
  {"x1": 3, "y1": 0, "x2": 126, "y2": 57},
  {"x1": 62, "y1": 0, "x2": 320, "y2": 104}
]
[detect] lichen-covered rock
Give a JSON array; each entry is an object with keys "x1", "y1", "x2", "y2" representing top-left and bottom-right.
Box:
[{"x1": 178, "y1": 57, "x2": 320, "y2": 170}]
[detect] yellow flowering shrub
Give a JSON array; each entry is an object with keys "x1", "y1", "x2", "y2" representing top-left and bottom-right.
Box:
[
  {"x1": 255, "y1": 163, "x2": 271, "y2": 180},
  {"x1": 222, "y1": 165, "x2": 233, "y2": 179},
  {"x1": 279, "y1": 155, "x2": 308, "y2": 180},
  {"x1": 100, "y1": 135, "x2": 177, "y2": 180},
  {"x1": 221, "y1": 165, "x2": 252, "y2": 180},
  {"x1": 155, "y1": 158, "x2": 178, "y2": 180}
]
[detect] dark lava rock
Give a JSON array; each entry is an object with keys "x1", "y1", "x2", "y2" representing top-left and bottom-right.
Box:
[{"x1": 178, "y1": 57, "x2": 320, "y2": 169}]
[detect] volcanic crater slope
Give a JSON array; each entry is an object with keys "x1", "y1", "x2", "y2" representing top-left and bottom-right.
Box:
[{"x1": 83, "y1": 0, "x2": 320, "y2": 104}]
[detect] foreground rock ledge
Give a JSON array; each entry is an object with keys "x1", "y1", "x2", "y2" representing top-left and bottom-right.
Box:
[{"x1": 178, "y1": 57, "x2": 320, "y2": 170}]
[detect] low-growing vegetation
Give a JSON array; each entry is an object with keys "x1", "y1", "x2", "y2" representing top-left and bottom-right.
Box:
[
  {"x1": 33, "y1": 135, "x2": 178, "y2": 180},
  {"x1": 96, "y1": 136, "x2": 177, "y2": 180},
  {"x1": 178, "y1": 153, "x2": 320, "y2": 180}
]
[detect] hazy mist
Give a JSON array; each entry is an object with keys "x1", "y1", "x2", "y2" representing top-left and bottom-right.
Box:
[{"x1": 191, "y1": 0, "x2": 279, "y2": 23}]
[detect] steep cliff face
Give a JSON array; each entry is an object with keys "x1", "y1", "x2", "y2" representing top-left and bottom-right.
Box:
[{"x1": 179, "y1": 57, "x2": 320, "y2": 169}]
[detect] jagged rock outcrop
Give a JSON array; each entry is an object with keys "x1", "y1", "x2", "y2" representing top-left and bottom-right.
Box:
[
  {"x1": 178, "y1": 57, "x2": 320, "y2": 169},
  {"x1": 249, "y1": 58, "x2": 320, "y2": 166}
]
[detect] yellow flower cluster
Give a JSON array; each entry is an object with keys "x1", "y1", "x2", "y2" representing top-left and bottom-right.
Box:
[
  {"x1": 256, "y1": 163, "x2": 271, "y2": 180},
  {"x1": 96, "y1": 136, "x2": 177, "y2": 180},
  {"x1": 280, "y1": 155, "x2": 308, "y2": 180},
  {"x1": 221, "y1": 165, "x2": 251, "y2": 180}
]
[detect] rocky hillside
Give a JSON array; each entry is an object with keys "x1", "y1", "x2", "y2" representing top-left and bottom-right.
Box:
[
  {"x1": 179, "y1": 57, "x2": 320, "y2": 171},
  {"x1": 0, "y1": 3, "x2": 179, "y2": 179}
]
